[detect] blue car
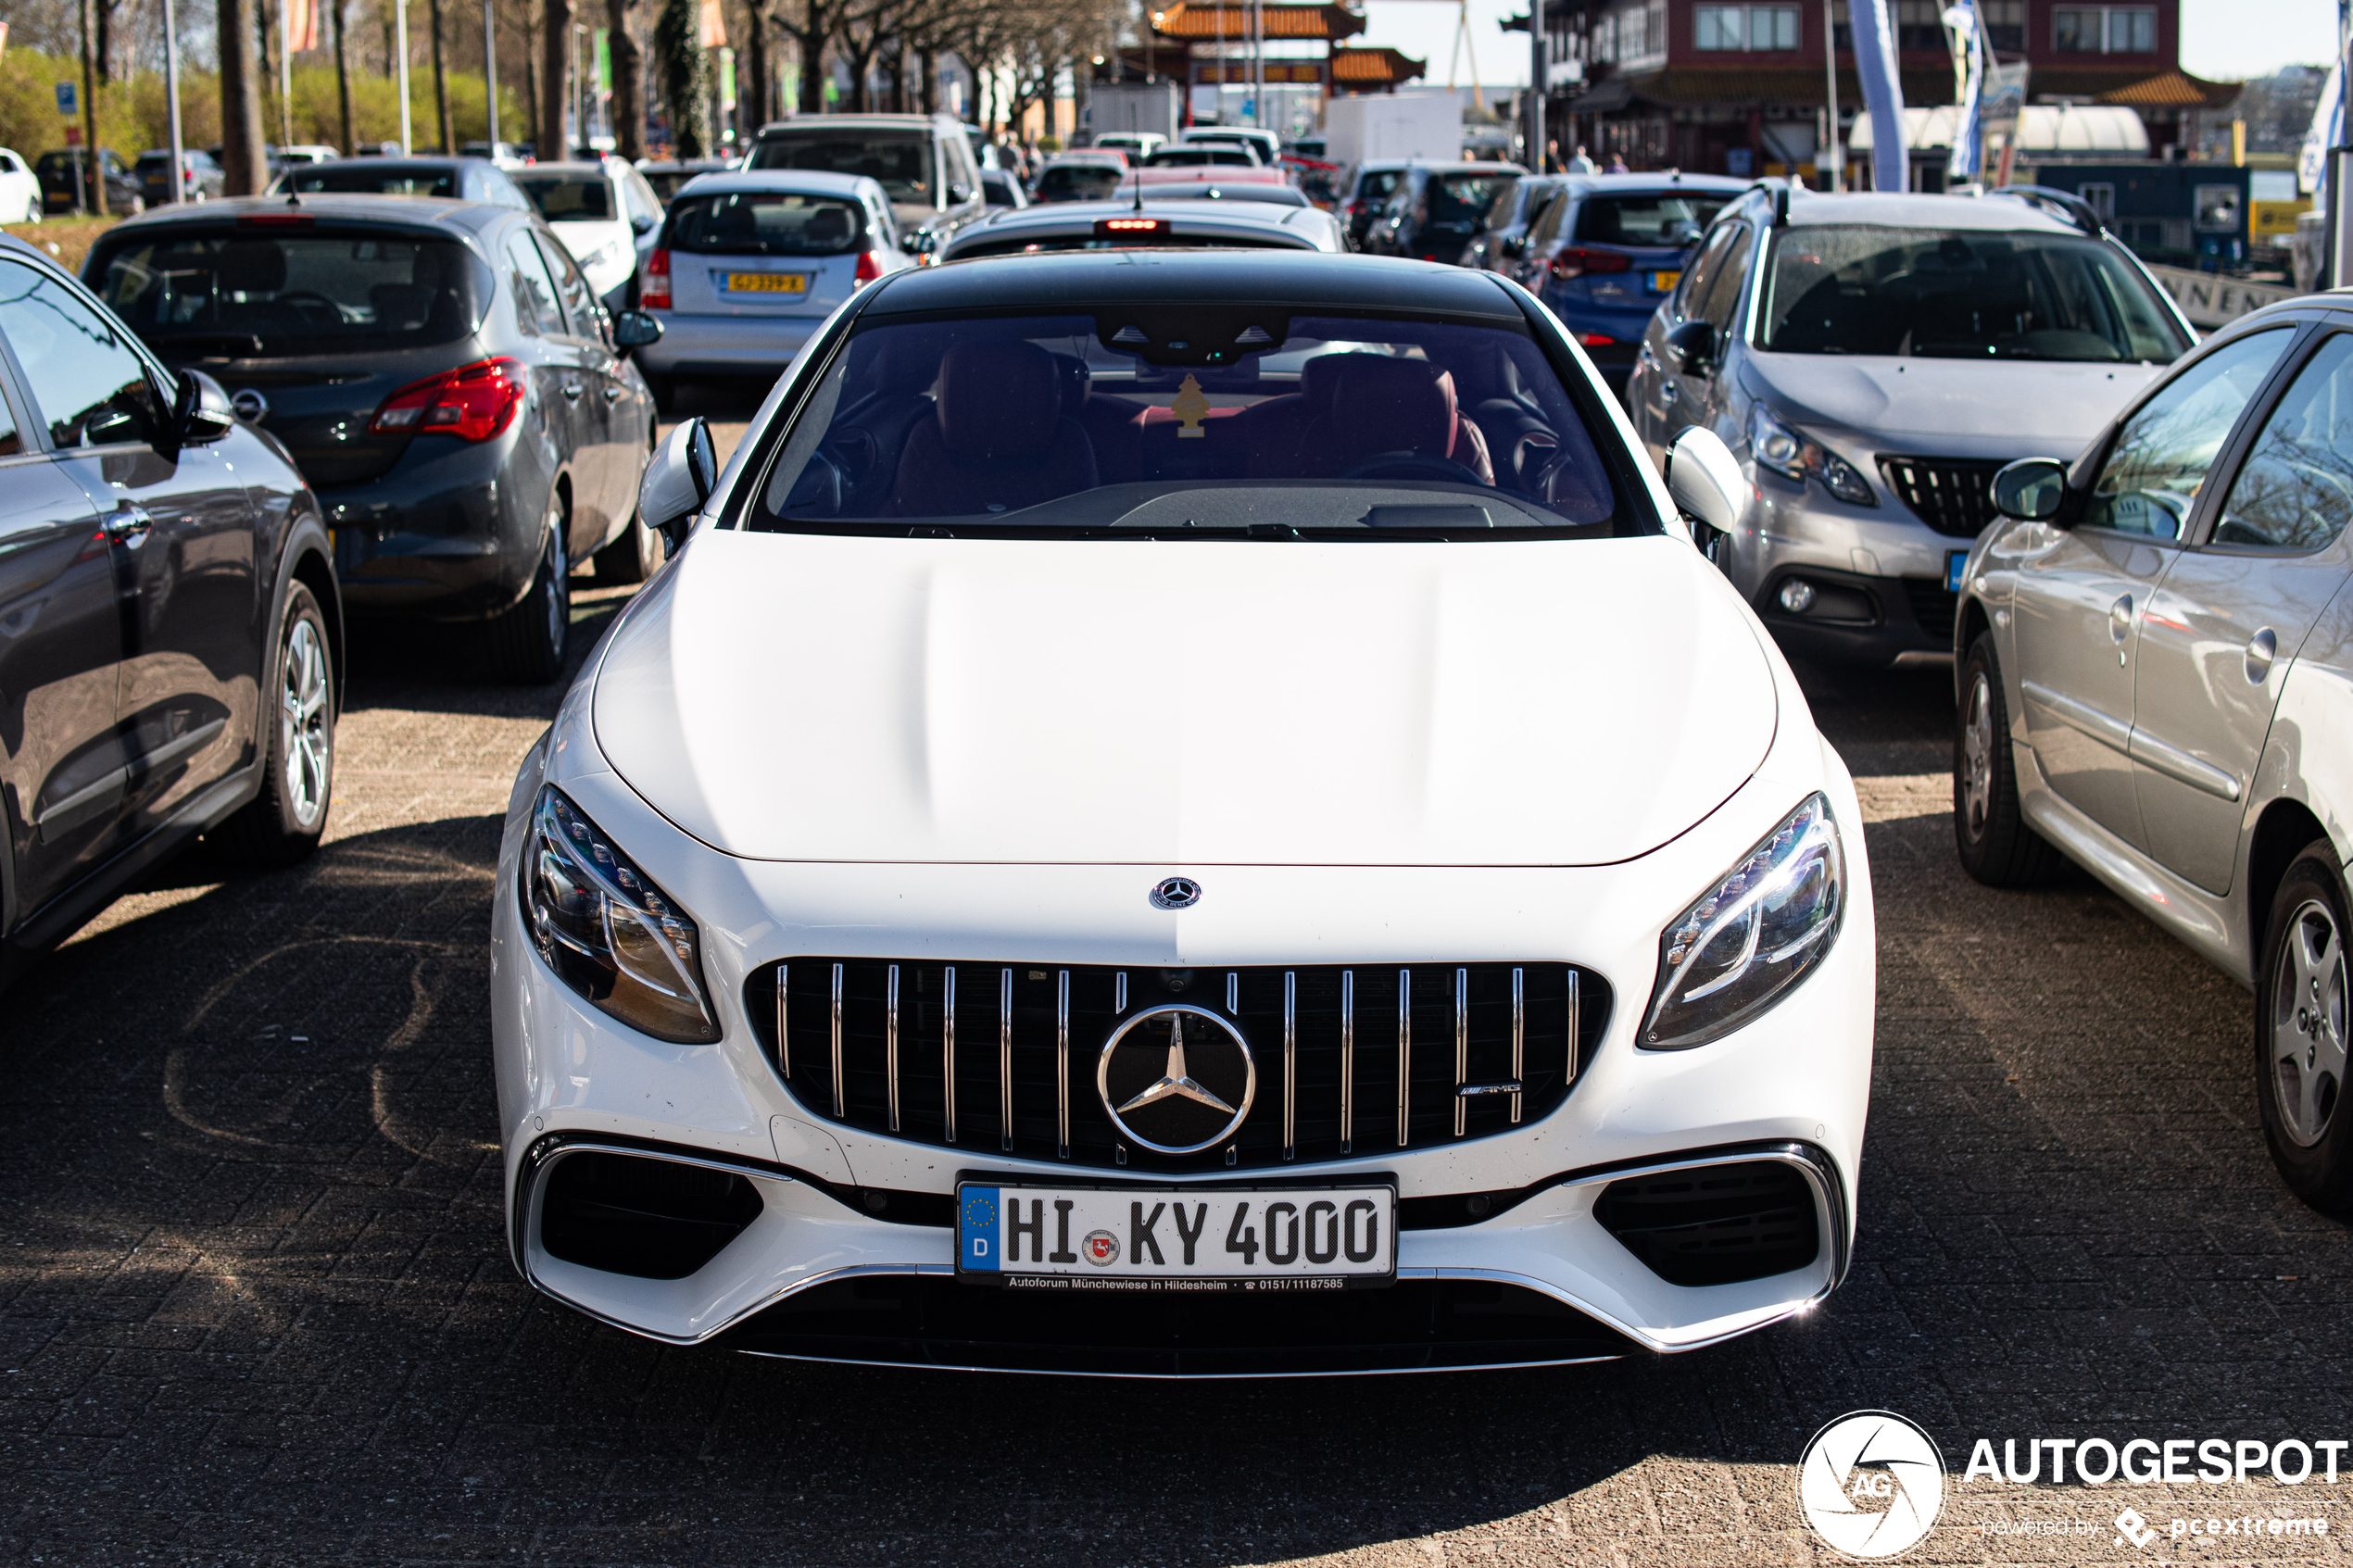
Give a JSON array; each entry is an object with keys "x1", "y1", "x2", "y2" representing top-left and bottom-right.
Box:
[{"x1": 1519, "y1": 173, "x2": 1749, "y2": 394}]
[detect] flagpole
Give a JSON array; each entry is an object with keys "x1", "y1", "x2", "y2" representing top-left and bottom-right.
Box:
[
  {"x1": 282, "y1": 0, "x2": 295, "y2": 148},
  {"x1": 482, "y1": 0, "x2": 497, "y2": 149},
  {"x1": 395, "y1": 0, "x2": 411, "y2": 151},
  {"x1": 162, "y1": 0, "x2": 183, "y2": 202}
]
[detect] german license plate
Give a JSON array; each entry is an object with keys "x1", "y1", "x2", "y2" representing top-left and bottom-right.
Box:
[
  {"x1": 726, "y1": 271, "x2": 808, "y2": 295},
  {"x1": 957, "y1": 1180, "x2": 1396, "y2": 1290},
  {"x1": 1652, "y1": 270, "x2": 1680, "y2": 292},
  {"x1": 1946, "y1": 550, "x2": 1969, "y2": 592}
]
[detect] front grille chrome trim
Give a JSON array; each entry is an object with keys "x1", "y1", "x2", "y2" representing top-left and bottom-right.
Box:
[
  {"x1": 885, "y1": 963, "x2": 900, "y2": 1133},
  {"x1": 1510, "y1": 966, "x2": 1524, "y2": 1125},
  {"x1": 828, "y1": 962, "x2": 845, "y2": 1119},
  {"x1": 1396, "y1": 968, "x2": 1412, "y2": 1149},
  {"x1": 942, "y1": 965, "x2": 957, "y2": 1145},
  {"x1": 1281, "y1": 971, "x2": 1297, "y2": 1160},
  {"x1": 998, "y1": 968, "x2": 1013, "y2": 1154},
  {"x1": 1056, "y1": 970, "x2": 1071, "y2": 1160},
  {"x1": 1340, "y1": 969, "x2": 1355, "y2": 1155},
  {"x1": 1453, "y1": 967, "x2": 1468, "y2": 1138}
]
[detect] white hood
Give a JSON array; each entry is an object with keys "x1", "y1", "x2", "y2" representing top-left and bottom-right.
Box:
[
  {"x1": 592, "y1": 531, "x2": 1778, "y2": 866},
  {"x1": 1746, "y1": 352, "x2": 2161, "y2": 445}
]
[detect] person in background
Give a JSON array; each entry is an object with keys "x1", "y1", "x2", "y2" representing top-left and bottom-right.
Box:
[
  {"x1": 1606, "y1": 150, "x2": 1629, "y2": 174},
  {"x1": 1567, "y1": 144, "x2": 1598, "y2": 174},
  {"x1": 1545, "y1": 139, "x2": 1562, "y2": 172}
]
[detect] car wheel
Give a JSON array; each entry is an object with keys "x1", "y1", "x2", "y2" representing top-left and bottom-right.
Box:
[
  {"x1": 1954, "y1": 633, "x2": 2064, "y2": 886},
  {"x1": 487, "y1": 500, "x2": 571, "y2": 684},
  {"x1": 2257, "y1": 842, "x2": 2353, "y2": 1211},
  {"x1": 215, "y1": 582, "x2": 334, "y2": 867}
]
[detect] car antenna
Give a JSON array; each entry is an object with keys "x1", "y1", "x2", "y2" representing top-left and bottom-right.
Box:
[{"x1": 1131, "y1": 173, "x2": 1143, "y2": 214}]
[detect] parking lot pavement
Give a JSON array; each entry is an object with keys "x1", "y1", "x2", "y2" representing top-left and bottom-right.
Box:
[{"x1": 3, "y1": 575, "x2": 2350, "y2": 1562}]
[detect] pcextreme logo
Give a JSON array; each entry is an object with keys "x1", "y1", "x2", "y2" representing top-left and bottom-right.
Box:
[{"x1": 1797, "y1": 1411, "x2": 1948, "y2": 1560}]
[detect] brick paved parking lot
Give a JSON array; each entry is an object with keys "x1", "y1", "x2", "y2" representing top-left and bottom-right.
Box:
[{"x1": 3, "y1": 427, "x2": 2350, "y2": 1562}]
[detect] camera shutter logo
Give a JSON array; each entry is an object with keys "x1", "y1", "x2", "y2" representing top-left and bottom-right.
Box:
[{"x1": 1796, "y1": 1411, "x2": 1945, "y2": 1560}]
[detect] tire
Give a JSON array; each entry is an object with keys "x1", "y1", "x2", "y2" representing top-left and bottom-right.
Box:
[
  {"x1": 2256, "y1": 841, "x2": 2353, "y2": 1211},
  {"x1": 1954, "y1": 633, "x2": 2065, "y2": 886},
  {"x1": 593, "y1": 505, "x2": 661, "y2": 585},
  {"x1": 485, "y1": 501, "x2": 571, "y2": 684},
  {"x1": 215, "y1": 582, "x2": 334, "y2": 868}
]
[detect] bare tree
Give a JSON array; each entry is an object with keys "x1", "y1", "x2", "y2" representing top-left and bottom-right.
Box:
[
  {"x1": 429, "y1": 0, "x2": 453, "y2": 150},
  {"x1": 542, "y1": 0, "x2": 571, "y2": 156},
  {"x1": 220, "y1": 0, "x2": 268, "y2": 192},
  {"x1": 333, "y1": 0, "x2": 355, "y2": 151},
  {"x1": 608, "y1": 0, "x2": 645, "y2": 158}
]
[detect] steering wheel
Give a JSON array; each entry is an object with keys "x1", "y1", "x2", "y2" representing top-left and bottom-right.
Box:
[
  {"x1": 276, "y1": 290, "x2": 345, "y2": 325},
  {"x1": 1340, "y1": 451, "x2": 1485, "y2": 487}
]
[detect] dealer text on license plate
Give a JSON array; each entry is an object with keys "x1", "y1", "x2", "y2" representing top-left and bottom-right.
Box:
[
  {"x1": 726, "y1": 271, "x2": 808, "y2": 295},
  {"x1": 957, "y1": 1181, "x2": 1395, "y2": 1290}
]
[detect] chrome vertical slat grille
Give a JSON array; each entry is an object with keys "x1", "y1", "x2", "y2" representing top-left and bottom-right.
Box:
[{"x1": 757, "y1": 960, "x2": 1607, "y2": 1174}]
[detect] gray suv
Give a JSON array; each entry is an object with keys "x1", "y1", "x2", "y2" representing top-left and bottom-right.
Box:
[{"x1": 1627, "y1": 185, "x2": 2194, "y2": 667}]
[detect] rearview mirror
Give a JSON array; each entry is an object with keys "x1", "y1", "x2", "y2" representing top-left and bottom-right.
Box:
[
  {"x1": 1663, "y1": 425, "x2": 1745, "y2": 538},
  {"x1": 639, "y1": 417, "x2": 716, "y2": 556},
  {"x1": 612, "y1": 309, "x2": 663, "y2": 351},
  {"x1": 1665, "y1": 320, "x2": 1717, "y2": 377},
  {"x1": 1991, "y1": 457, "x2": 2069, "y2": 522}
]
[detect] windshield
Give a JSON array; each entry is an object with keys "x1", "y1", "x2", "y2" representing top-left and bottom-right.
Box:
[
  {"x1": 92, "y1": 229, "x2": 492, "y2": 356},
  {"x1": 516, "y1": 173, "x2": 612, "y2": 220},
  {"x1": 1428, "y1": 174, "x2": 1510, "y2": 225},
  {"x1": 1759, "y1": 224, "x2": 2190, "y2": 362},
  {"x1": 1574, "y1": 191, "x2": 1729, "y2": 247},
  {"x1": 667, "y1": 192, "x2": 868, "y2": 256},
  {"x1": 1038, "y1": 164, "x2": 1124, "y2": 202},
  {"x1": 749, "y1": 132, "x2": 934, "y2": 207},
  {"x1": 288, "y1": 164, "x2": 459, "y2": 197},
  {"x1": 751, "y1": 309, "x2": 1630, "y2": 536}
]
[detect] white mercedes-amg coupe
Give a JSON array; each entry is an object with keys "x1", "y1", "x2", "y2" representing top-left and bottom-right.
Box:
[{"x1": 491, "y1": 250, "x2": 1877, "y2": 1375}]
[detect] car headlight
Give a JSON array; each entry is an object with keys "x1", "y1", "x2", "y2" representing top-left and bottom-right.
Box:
[
  {"x1": 522, "y1": 786, "x2": 721, "y2": 1044},
  {"x1": 1749, "y1": 405, "x2": 1875, "y2": 507},
  {"x1": 1642, "y1": 794, "x2": 1844, "y2": 1050}
]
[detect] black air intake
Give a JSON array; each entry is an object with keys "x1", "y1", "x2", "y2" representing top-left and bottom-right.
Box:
[
  {"x1": 540, "y1": 1151, "x2": 763, "y2": 1279},
  {"x1": 1593, "y1": 1160, "x2": 1820, "y2": 1286}
]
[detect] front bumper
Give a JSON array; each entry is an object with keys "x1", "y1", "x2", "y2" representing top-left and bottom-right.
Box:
[
  {"x1": 1735, "y1": 468, "x2": 1969, "y2": 667},
  {"x1": 636, "y1": 311, "x2": 820, "y2": 378},
  {"x1": 489, "y1": 666, "x2": 1878, "y2": 1374}
]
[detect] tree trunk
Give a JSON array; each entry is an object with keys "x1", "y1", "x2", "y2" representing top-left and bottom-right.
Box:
[
  {"x1": 919, "y1": 45, "x2": 935, "y2": 116},
  {"x1": 220, "y1": 0, "x2": 269, "y2": 194},
  {"x1": 333, "y1": 0, "x2": 355, "y2": 152},
  {"x1": 654, "y1": 0, "x2": 708, "y2": 156},
  {"x1": 257, "y1": 0, "x2": 278, "y2": 149},
  {"x1": 799, "y1": 0, "x2": 825, "y2": 112},
  {"x1": 78, "y1": 0, "x2": 104, "y2": 212},
  {"x1": 609, "y1": 0, "x2": 645, "y2": 158},
  {"x1": 542, "y1": 0, "x2": 572, "y2": 157},
  {"x1": 525, "y1": 0, "x2": 542, "y2": 147},
  {"x1": 94, "y1": 0, "x2": 114, "y2": 83},
  {"x1": 744, "y1": 7, "x2": 768, "y2": 129},
  {"x1": 430, "y1": 0, "x2": 453, "y2": 150}
]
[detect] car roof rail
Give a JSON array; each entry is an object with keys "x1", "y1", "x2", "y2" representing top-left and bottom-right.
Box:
[
  {"x1": 1990, "y1": 183, "x2": 2103, "y2": 236},
  {"x1": 1739, "y1": 176, "x2": 1793, "y2": 227}
]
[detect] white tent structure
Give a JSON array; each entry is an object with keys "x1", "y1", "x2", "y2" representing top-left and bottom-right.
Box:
[{"x1": 1850, "y1": 103, "x2": 2149, "y2": 157}]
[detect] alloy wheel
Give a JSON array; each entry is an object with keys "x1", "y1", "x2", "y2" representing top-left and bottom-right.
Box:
[
  {"x1": 1961, "y1": 671, "x2": 1995, "y2": 842},
  {"x1": 2271, "y1": 897, "x2": 2347, "y2": 1148},
  {"x1": 279, "y1": 617, "x2": 331, "y2": 830}
]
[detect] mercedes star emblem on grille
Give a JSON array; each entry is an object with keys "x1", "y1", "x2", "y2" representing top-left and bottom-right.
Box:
[
  {"x1": 1097, "y1": 1004, "x2": 1255, "y2": 1154},
  {"x1": 1149, "y1": 876, "x2": 1202, "y2": 910}
]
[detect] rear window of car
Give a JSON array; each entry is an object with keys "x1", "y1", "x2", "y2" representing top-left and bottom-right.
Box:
[
  {"x1": 1428, "y1": 174, "x2": 1511, "y2": 224},
  {"x1": 1354, "y1": 169, "x2": 1403, "y2": 203},
  {"x1": 1148, "y1": 147, "x2": 1253, "y2": 167},
  {"x1": 950, "y1": 232, "x2": 1308, "y2": 260},
  {"x1": 749, "y1": 132, "x2": 934, "y2": 207},
  {"x1": 287, "y1": 165, "x2": 458, "y2": 197},
  {"x1": 748, "y1": 308, "x2": 1634, "y2": 537},
  {"x1": 667, "y1": 192, "x2": 868, "y2": 256},
  {"x1": 1038, "y1": 165, "x2": 1123, "y2": 202},
  {"x1": 1757, "y1": 224, "x2": 2192, "y2": 362},
  {"x1": 90, "y1": 228, "x2": 493, "y2": 356},
  {"x1": 516, "y1": 174, "x2": 611, "y2": 220},
  {"x1": 1572, "y1": 192, "x2": 1729, "y2": 247}
]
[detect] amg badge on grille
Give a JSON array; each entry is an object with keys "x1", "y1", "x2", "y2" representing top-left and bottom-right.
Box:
[
  {"x1": 1097, "y1": 1005, "x2": 1254, "y2": 1154},
  {"x1": 1149, "y1": 876, "x2": 1202, "y2": 910}
]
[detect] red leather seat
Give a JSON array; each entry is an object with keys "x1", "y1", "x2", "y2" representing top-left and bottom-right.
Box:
[{"x1": 888, "y1": 342, "x2": 1100, "y2": 516}]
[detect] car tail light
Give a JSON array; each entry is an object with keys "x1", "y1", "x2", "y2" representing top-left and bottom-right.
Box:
[
  {"x1": 1579, "y1": 332, "x2": 1617, "y2": 346},
  {"x1": 641, "y1": 246, "x2": 671, "y2": 309},
  {"x1": 1550, "y1": 246, "x2": 1634, "y2": 280},
  {"x1": 370, "y1": 358, "x2": 526, "y2": 443},
  {"x1": 853, "y1": 246, "x2": 885, "y2": 284}
]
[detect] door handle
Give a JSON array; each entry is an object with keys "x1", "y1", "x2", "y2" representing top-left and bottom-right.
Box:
[
  {"x1": 103, "y1": 503, "x2": 151, "y2": 543},
  {"x1": 2108, "y1": 594, "x2": 2133, "y2": 644},
  {"x1": 2246, "y1": 627, "x2": 2279, "y2": 684},
  {"x1": 560, "y1": 382, "x2": 584, "y2": 401},
  {"x1": 601, "y1": 383, "x2": 623, "y2": 403},
  {"x1": 1660, "y1": 379, "x2": 1680, "y2": 405}
]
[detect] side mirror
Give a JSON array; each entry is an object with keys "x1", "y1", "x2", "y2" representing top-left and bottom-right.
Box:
[
  {"x1": 612, "y1": 309, "x2": 663, "y2": 351},
  {"x1": 947, "y1": 182, "x2": 974, "y2": 205},
  {"x1": 638, "y1": 417, "x2": 716, "y2": 556},
  {"x1": 1665, "y1": 320, "x2": 1717, "y2": 377},
  {"x1": 1662, "y1": 425, "x2": 1745, "y2": 538},
  {"x1": 630, "y1": 213, "x2": 656, "y2": 235},
  {"x1": 175, "y1": 369, "x2": 234, "y2": 444},
  {"x1": 1991, "y1": 456, "x2": 2069, "y2": 521}
]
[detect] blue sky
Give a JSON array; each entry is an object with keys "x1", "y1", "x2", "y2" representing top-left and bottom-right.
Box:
[{"x1": 1353, "y1": 0, "x2": 2339, "y2": 90}]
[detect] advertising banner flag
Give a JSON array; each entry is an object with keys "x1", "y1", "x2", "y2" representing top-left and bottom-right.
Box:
[{"x1": 1850, "y1": 0, "x2": 1906, "y2": 192}]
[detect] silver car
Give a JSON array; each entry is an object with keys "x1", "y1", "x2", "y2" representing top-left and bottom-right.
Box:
[
  {"x1": 1627, "y1": 186, "x2": 2194, "y2": 668},
  {"x1": 1954, "y1": 291, "x2": 2353, "y2": 1210},
  {"x1": 634, "y1": 169, "x2": 914, "y2": 410}
]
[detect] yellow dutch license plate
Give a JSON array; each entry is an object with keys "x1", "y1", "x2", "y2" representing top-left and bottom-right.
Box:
[
  {"x1": 727, "y1": 271, "x2": 808, "y2": 295},
  {"x1": 1652, "y1": 270, "x2": 1680, "y2": 292}
]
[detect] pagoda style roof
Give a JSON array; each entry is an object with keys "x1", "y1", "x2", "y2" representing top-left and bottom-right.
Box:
[
  {"x1": 1331, "y1": 46, "x2": 1427, "y2": 86},
  {"x1": 1151, "y1": 2, "x2": 1366, "y2": 42},
  {"x1": 2097, "y1": 69, "x2": 2241, "y2": 109}
]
